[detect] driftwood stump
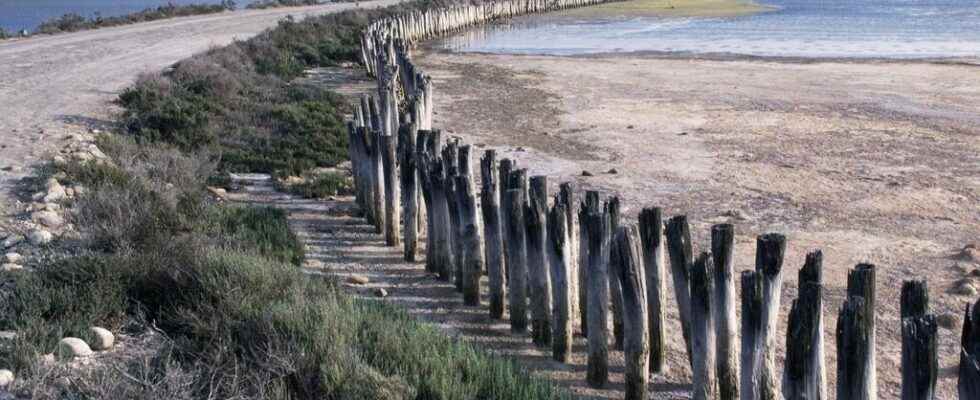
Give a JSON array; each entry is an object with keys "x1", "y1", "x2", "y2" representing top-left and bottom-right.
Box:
[
  {"x1": 783, "y1": 250, "x2": 826, "y2": 400},
  {"x1": 666, "y1": 215, "x2": 694, "y2": 367},
  {"x1": 900, "y1": 280, "x2": 936, "y2": 400},
  {"x1": 583, "y1": 197, "x2": 611, "y2": 387}
]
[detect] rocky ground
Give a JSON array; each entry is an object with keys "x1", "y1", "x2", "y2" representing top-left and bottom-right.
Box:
[{"x1": 409, "y1": 50, "x2": 980, "y2": 398}]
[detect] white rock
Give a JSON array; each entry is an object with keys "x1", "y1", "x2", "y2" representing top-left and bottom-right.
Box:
[
  {"x1": 31, "y1": 192, "x2": 45, "y2": 201},
  {"x1": 33, "y1": 211, "x2": 64, "y2": 228},
  {"x1": 56, "y1": 337, "x2": 93, "y2": 359},
  {"x1": 73, "y1": 151, "x2": 93, "y2": 162},
  {"x1": 44, "y1": 182, "x2": 67, "y2": 203},
  {"x1": 87, "y1": 145, "x2": 107, "y2": 159},
  {"x1": 2, "y1": 235, "x2": 23, "y2": 249},
  {"x1": 53, "y1": 155, "x2": 68, "y2": 166},
  {"x1": 0, "y1": 331, "x2": 16, "y2": 340},
  {"x1": 347, "y1": 274, "x2": 370, "y2": 285},
  {"x1": 28, "y1": 230, "x2": 53, "y2": 246},
  {"x1": 43, "y1": 203, "x2": 60, "y2": 211},
  {"x1": 3, "y1": 253, "x2": 22, "y2": 264},
  {"x1": 0, "y1": 369, "x2": 12, "y2": 387},
  {"x1": 0, "y1": 264, "x2": 22, "y2": 272},
  {"x1": 65, "y1": 188, "x2": 75, "y2": 198},
  {"x1": 73, "y1": 185, "x2": 86, "y2": 196},
  {"x1": 87, "y1": 327, "x2": 114, "y2": 351}
]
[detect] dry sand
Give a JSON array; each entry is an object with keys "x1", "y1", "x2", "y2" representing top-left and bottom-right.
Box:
[{"x1": 406, "y1": 50, "x2": 980, "y2": 398}]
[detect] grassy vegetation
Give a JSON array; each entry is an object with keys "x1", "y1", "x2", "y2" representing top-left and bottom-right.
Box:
[
  {"x1": 280, "y1": 171, "x2": 352, "y2": 199},
  {"x1": 34, "y1": 2, "x2": 236, "y2": 35},
  {"x1": 0, "y1": 1, "x2": 568, "y2": 398},
  {"x1": 247, "y1": 0, "x2": 321, "y2": 9},
  {"x1": 0, "y1": 28, "x2": 10, "y2": 40}
]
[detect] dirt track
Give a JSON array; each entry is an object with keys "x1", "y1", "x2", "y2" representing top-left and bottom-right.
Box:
[{"x1": 0, "y1": 0, "x2": 402, "y2": 222}]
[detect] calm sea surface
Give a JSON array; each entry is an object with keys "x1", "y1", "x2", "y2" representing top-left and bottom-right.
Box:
[
  {"x1": 0, "y1": 0, "x2": 228, "y2": 32},
  {"x1": 437, "y1": 0, "x2": 980, "y2": 58}
]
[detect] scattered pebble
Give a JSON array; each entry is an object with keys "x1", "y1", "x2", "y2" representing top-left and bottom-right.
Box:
[
  {"x1": 0, "y1": 264, "x2": 22, "y2": 272},
  {"x1": 1, "y1": 235, "x2": 23, "y2": 249},
  {"x1": 960, "y1": 244, "x2": 980, "y2": 263},
  {"x1": 581, "y1": 170, "x2": 593, "y2": 177},
  {"x1": 3, "y1": 253, "x2": 22, "y2": 264},
  {"x1": 936, "y1": 312, "x2": 960, "y2": 330},
  {"x1": 207, "y1": 187, "x2": 228, "y2": 198},
  {"x1": 970, "y1": 269, "x2": 980, "y2": 278},
  {"x1": 607, "y1": 168, "x2": 618, "y2": 174},
  {"x1": 28, "y1": 230, "x2": 53, "y2": 246},
  {"x1": 0, "y1": 369, "x2": 13, "y2": 387},
  {"x1": 32, "y1": 210, "x2": 64, "y2": 228},
  {"x1": 626, "y1": 125, "x2": 634, "y2": 129},
  {"x1": 374, "y1": 288, "x2": 389, "y2": 298},
  {"x1": 56, "y1": 337, "x2": 93, "y2": 359},
  {"x1": 87, "y1": 327, "x2": 114, "y2": 351},
  {"x1": 347, "y1": 274, "x2": 370, "y2": 285}
]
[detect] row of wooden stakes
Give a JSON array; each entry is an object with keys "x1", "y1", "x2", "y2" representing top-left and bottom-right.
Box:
[{"x1": 347, "y1": 1, "x2": 980, "y2": 399}]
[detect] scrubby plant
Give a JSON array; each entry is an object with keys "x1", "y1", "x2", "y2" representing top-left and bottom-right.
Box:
[
  {"x1": 281, "y1": 171, "x2": 352, "y2": 199},
  {"x1": 35, "y1": 3, "x2": 235, "y2": 35}
]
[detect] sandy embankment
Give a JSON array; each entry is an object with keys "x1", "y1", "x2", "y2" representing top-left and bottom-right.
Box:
[{"x1": 413, "y1": 47, "x2": 980, "y2": 399}]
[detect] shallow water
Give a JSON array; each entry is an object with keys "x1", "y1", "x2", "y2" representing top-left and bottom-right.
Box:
[
  {"x1": 437, "y1": 0, "x2": 980, "y2": 59},
  {"x1": 0, "y1": 0, "x2": 228, "y2": 32}
]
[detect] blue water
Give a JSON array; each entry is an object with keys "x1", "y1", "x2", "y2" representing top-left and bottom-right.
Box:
[
  {"x1": 438, "y1": 0, "x2": 980, "y2": 58},
  {"x1": 0, "y1": 0, "x2": 228, "y2": 32}
]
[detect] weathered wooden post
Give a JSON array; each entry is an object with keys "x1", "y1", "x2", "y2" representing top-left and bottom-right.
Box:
[
  {"x1": 443, "y1": 144, "x2": 462, "y2": 290},
  {"x1": 528, "y1": 176, "x2": 552, "y2": 346},
  {"x1": 836, "y1": 263, "x2": 876, "y2": 400},
  {"x1": 381, "y1": 133, "x2": 401, "y2": 247},
  {"x1": 481, "y1": 150, "x2": 506, "y2": 318},
  {"x1": 900, "y1": 280, "x2": 936, "y2": 400},
  {"x1": 612, "y1": 226, "x2": 649, "y2": 400},
  {"x1": 455, "y1": 174, "x2": 483, "y2": 306},
  {"x1": 370, "y1": 128, "x2": 386, "y2": 234},
  {"x1": 783, "y1": 250, "x2": 826, "y2": 400},
  {"x1": 400, "y1": 123, "x2": 418, "y2": 261},
  {"x1": 961, "y1": 298, "x2": 980, "y2": 399},
  {"x1": 499, "y1": 158, "x2": 514, "y2": 279},
  {"x1": 665, "y1": 215, "x2": 694, "y2": 366},
  {"x1": 579, "y1": 190, "x2": 600, "y2": 338},
  {"x1": 691, "y1": 252, "x2": 718, "y2": 400},
  {"x1": 584, "y1": 197, "x2": 611, "y2": 387},
  {"x1": 638, "y1": 207, "x2": 667, "y2": 374},
  {"x1": 712, "y1": 223, "x2": 738, "y2": 400},
  {"x1": 558, "y1": 182, "x2": 579, "y2": 325},
  {"x1": 608, "y1": 197, "x2": 625, "y2": 350},
  {"x1": 505, "y1": 187, "x2": 529, "y2": 333},
  {"x1": 548, "y1": 200, "x2": 572, "y2": 362},
  {"x1": 430, "y1": 159, "x2": 454, "y2": 281},
  {"x1": 740, "y1": 233, "x2": 786, "y2": 400}
]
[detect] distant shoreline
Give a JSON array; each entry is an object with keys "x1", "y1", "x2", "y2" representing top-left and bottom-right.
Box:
[{"x1": 557, "y1": 0, "x2": 776, "y2": 18}]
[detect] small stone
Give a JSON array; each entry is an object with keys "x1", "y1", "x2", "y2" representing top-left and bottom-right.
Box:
[
  {"x1": 607, "y1": 168, "x2": 618, "y2": 174},
  {"x1": 0, "y1": 331, "x2": 16, "y2": 341},
  {"x1": 90, "y1": 128, "x2": 102, "y2": 134},
  {"x1": 626, "y1": 125, "x2": 634, "y2": 129},
  {"x1": 960, "y1": 244, "x2": 980, "y2": 263},
  {"x1": 0, "y1": 369, "x2": 13, "y2": 387},
  {"x1": 207, "y1": 187, "x2": 227, "y2": 198},
  {"x1": 374, "y1": 288, "x2": 388, "y2": 298},
  {"x1": 33, "y1": 211, "x2": 64, "y2": 228},
  {"x1": 87, "y1": 145, "x2": 107, "y2": 159},
  {"x1": 581, "y1": 170, "x2": 594, "y2": 177},
  {"x1": 3, "y1": 253, "x2": 22, "y2": 264},
  {"x1": 53, "y1": 155, "x2": 67, "y2": 166},
  {"x1": 44, "y1": 182, "x2": 66, "y2": 203},
  {"x1": 936, "y1": 312, "x2": 960, "y2": 330},
  {"x1": 31, "y1": 192, "x2": 44, "y2": 201},
  {"x1": 953, "y1": 280, "x2": 977, "y2": 296},
  {"x1": 347, "y1": 274, "x2": 370, "y2": 285},
  {"x1": 87, "y1": 327, "x2": 114, "y2": 351},
  {"x1": 970, "y1": 269, "x2": 980, "y2": 278},
  {"x1": 2, "y1": 235, "x2": 23, "y2": 249},
  {"x1": 0, "y1": 264, "x2": 22, "y2": 272},
  {"x1": 28, "y1": 230, "x2": 53, "y2": 246},
  {"x1": 56, "y1": 337, "x2": 93, "y2": 359}
]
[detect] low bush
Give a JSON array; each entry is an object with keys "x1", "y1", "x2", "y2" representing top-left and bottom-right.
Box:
[
  {"x1": 246, "y1": 0, "x2": 321, "y2": 9},
  {"x1": 281, "y1": 171, "x2": 351, "y2": 199}
]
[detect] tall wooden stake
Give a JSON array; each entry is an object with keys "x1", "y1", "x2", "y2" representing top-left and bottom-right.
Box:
[
  {"x1": 837, "y1": 263, "x2": 876, "y2": 400},
  {"x1": 900, "y1": 280, "x2": 936, "y2": 400},
  {"x1": 712, "y1": 223, "x2": 738, "y2": 400},
  {"x1": 528, "y1": 176, "x2": 552, "y2": 346},
  {"x1": 612, "y1": 226, "x2": 649, "y2": 400},
  {"x1": 639, "y1": 207, "x2": 667, "y2": 374},
  {"x1": 784, "y1": 250, "x2": 826, "y2": 400},
  {"x1": 584, "y1": 198, "x2": 611, "y2": 387},
  {"x1": 548, "y1": 200, "x2": 572, "y2": 362},
  {"x1": 481, "y1": 150, "x2": 506, "y2": 318},
  {"x1": 666, "y1": 215, "x2": 694, "y2": 367},
  {"x1": 505, "y1": 187, "x2": 528, "y2": 333}
]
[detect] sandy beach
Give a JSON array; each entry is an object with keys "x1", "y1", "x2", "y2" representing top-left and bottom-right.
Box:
[{"x1": 413, "y1": 48, "x2": 980, "y2": 398}]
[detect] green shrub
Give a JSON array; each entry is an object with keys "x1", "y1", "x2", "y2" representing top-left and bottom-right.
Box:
[
  {"x1": 204, "y1": 206, "x2": 305, "y2": 265},
  {"x1": 283, "y1": 171, "x2": 351, "y2": 199},
  {"x1": 34, "y1": 3, "x2": 234, "y2": 35}
]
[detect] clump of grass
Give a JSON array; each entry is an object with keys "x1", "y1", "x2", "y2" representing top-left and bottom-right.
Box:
[
  {"x1": 280, "y1": 171, "x2": 351, "y2": 199},
  {"x1": 35, "y1": 2, "x2": 237, "y2": 35},
  {"x1": 246, "y1": 0, "x2": 320, "y2": 9}
]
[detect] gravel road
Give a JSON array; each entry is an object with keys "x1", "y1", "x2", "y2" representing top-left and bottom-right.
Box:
[{"x1": 0, "y1": 0, "x2": 401, "y2": 220}]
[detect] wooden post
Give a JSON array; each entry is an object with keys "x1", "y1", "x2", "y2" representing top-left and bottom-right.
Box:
[
  {"x1": 900, "y1": 280, "x2": 936, "y2": 400},
  {"x1": 579, "y1": 190, "x2": 600, "y2": 338},
  {"x1": 443, "y1": 143, "x2": 462, "y2": 290},
  {"x1": 665, "y1": 215, "x2": 694, "y2": 367},
  {"x1": 505, "y1": 188, "x2": 528, "y2": 333},
  {"x1": 584, "y1": 197, "x2": 611, "y2": 387},
  {"x1": 456, "y1": 175, "x2": 483, "y2": 306},
  {"x1": 691, "y1": 252, "x2": 718, "y2": 400},
  {"x1": 416, "y1": 131, "x2": 435, "y2": 272},
  {"x1": 400, "y1": 123, "x2": 418, "y2": 261},
  {"x1": 499, "y1": 158, "x2": 514, "y2": 279},
  {"x1": 430, "y1": 160, "x2": 454, "y2": 281},
  {"x1": 960, "y1": 298, "x2": 980, "y2": 399},
  {"x1": 639, "y1": 207, "x2": 667, "y2": 375},
  {"x1": 528, "y1": 176, "x2": 552, "y2": 346},
  {"x1": 711, "y1": 224, "x2": 738, "y2": 400},
  {"x1": 381, "y1": 133, "x2": 401, "y2": 247},
  {"x1": 609, "y1": 197, "x2": 625, "y2": 350},
  {"x1": 784, "y1": 250, "x2": 826, "y2": 400},
  {"x1": 548, "y1": 201, "x2": 572, "y2": 362},
  {"x1": 559, "y1": 182, "x2": 579, "y2": 328},
  {"x1": 740, "y1": 233, "x2": 786, "y2": 400},
  {"x1": 837, "y1": 263, "x2": 876, "y2": 400},
  {"x1": 481, "y1": 150, "x2": 506, "y2": 318},
  {"x1": 370, "y1": 129, "x2": 386, "y2": 235},
  {"x1": 612, "y1": 226, "x2": 649, "y2": 400}
]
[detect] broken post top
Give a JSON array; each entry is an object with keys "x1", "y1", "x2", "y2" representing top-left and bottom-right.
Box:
[
  {"x1": 847, "y1": 263, "x2": 876, "y2": 310},
  {"x1": 901, "y1": 280, "x2": 929, "y2": 319},
  {"x1": 558, "y1": 182, "x2": 575, "y2": 207},
  {"x1": 711, "y1": 223, "x2": 734, "y2": 277},
  {"x1": 638, "y1": 207, "x2": 663, "y2": 249},
  {"x1": 755, "y1": 233, "x2": 786, "y2": 277},
  {"x1": 665, "y1": 215, "x2": 692, "y2": 264},
  {"x1": 799, "y1": 250, "x2": 823, "y2": 287},
  {"x1": 607, "y1": 196, "x2": 621, "y2": 230},
  {"x1": 691, "y1": 252, "x2": 715, "y2": 309},
  {"x1": 458, "y1": 144, "x2": 472, "y2": 177}
]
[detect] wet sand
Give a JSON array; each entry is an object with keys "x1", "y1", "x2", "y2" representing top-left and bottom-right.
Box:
[{"x1": 414, "y1": 49, "x2": 980, "y2": 398}]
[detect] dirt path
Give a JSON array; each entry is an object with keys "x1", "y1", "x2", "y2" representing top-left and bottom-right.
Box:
[
  {"x1": 411, "y1": 50, "x2": 980, "y2": 398},
  {"x1": 0, "y1": 0, "x2": 402, "y2": 223}
]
